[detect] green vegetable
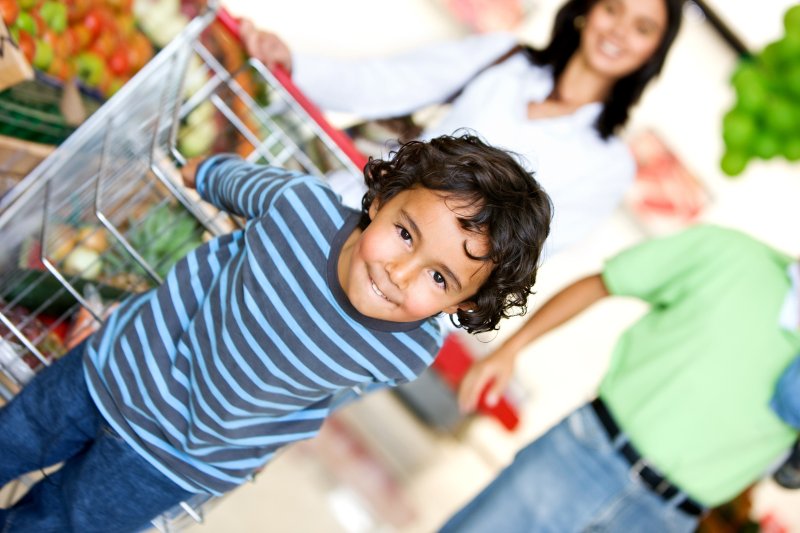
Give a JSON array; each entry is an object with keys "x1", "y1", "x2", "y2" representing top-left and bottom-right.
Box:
[
  {"x1": 103, "y1": 203, "x2": 204, "y2": 281},
  {"x1": 1, "y1": 269, "x2": 128, "y2": 316}
]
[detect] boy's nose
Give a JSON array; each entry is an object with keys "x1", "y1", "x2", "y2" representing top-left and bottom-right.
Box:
[{"x1": 387, "y1": 258, "x2": 415, "y2": 289}]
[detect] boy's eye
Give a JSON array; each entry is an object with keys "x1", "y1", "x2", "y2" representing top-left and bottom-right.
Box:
[
  {"x1": 432, "y1": 271, "x2": 447, "y2": 288},
  {"x1": 397, "y1": 226, "x2": 412, "y2": 242}
]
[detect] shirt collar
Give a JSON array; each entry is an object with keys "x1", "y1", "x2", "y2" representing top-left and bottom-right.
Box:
[
  {"x1": 526, "y1": 65, "x2": 604, "y2": 129},
  {"x1": 779, "y1": 262, "x2": 800, "y2": 331}
]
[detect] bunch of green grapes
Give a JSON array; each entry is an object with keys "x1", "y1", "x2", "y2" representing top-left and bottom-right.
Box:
[{"x1": 721, "y1": 4, "x2": 800, "y2": 177}]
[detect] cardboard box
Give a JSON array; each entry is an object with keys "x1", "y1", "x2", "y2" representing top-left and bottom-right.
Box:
[{"x1": 0, "y1": 20, "x2": 34, "y2": 92}]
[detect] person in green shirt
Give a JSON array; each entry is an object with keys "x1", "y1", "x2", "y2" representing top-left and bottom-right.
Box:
[{"x1": 442, "y1": 224, "x2": 800, "y2": 533}]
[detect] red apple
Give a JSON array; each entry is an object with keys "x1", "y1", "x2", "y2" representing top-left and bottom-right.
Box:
[
  {"x1": 82, "y1": 7, "x2": 107, "y2": 43},
  {"x1": 107, "y1": 48, "x2": 130, "y2": 76},
  {"x1": 17, "y1": 30, "x2": 36, "y2": 63}
]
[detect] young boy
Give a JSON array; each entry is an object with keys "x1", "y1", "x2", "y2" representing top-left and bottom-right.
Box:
[
  {"x1": 0, "y1": 133, "x2": 552, "y2": 531},
  {"x1": 445, "y1": 225, "x2": 800, "y2": 532}
]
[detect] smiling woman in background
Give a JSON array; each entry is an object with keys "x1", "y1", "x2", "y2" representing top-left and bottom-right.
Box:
[{"x1": 241, "y1": 0, "x2": 684, "y2": 257}]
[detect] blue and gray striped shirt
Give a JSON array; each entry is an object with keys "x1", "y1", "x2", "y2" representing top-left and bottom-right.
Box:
[{"x1": 83, "y1": 156, "x2": 442, "y2": 495}]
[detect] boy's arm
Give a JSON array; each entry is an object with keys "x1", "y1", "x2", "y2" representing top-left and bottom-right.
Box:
[
  {"x1": 183, "y1": 155, "x2": 304, "y2": 219},
  {"x1": 458, "y1": 274, "x2": 609, "y2": 413}
]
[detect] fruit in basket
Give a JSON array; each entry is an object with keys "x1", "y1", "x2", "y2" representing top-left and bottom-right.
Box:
[
  {"x1": 103, "y1": 203, "x2": 204, "y2": 280},
  {"x1": 179, "y1": 121, "x2": 217, "y2": 158},
  {"x1": 16, "y1": 30, "x2": 36, "y2": 63},
  {"x1": 127, "y1": 32, "x2": 154, "y2": 71},
  {"x1": 32, "y1": 39, "x2": 54, "y2": 70},
  {"x1": 13, "y1": 11, "x2": 38, "y2": 36},
  {"x1": 64, "y1": 246, "x2": 103, "y2": 281},
  {"x1": 39, "y1": 1, "x2": 67, "y2": 34},
  {"x1": 76, "y1": 226, "x2": 109, "y2": 253},
  {"x1": 10, "y1": 0, "x2": 154, "y2": 98},
  {"x1": 89, "y1": 30, "x2": 117, "y2": 60},
  {"x1": 66, "y1": 24, "x2": 92, "y2": 51},
  {"x1": 49, "y1": 225, "x2": 80, "y2": 262},
  {"x1": 108, "y1": 49, "x2": 131, "y2": 76},
  {"x1": 66, "y1": 0, "x2": 91, "y2": 24},
  {"x1": 2, "y1": 270, "x2": 129, "y2": 316},
  {"x1": 82, "y1": 7, "x2": 109, "y2": 42},
  {"x1": 0, "y1": 0, "x2": 19, "y2": 26},
  {"x1": 0, "y1": 300, "x2": 67, "y2": 381},
  {"x1": 74, "y1": 51, "x2": 107, "y2": 87}
]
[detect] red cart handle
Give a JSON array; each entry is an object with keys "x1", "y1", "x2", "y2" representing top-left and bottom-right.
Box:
[{"x1": 215, "y1": 7, "x2": 369, "y2": 171}]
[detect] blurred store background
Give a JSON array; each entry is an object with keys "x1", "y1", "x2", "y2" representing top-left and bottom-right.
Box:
[
  {"x1": 190, "y1": 1, "x2": 800, "y2": 531},
  {"x1": 1, "y1": 0, "x2": 799, "y2": 531}
]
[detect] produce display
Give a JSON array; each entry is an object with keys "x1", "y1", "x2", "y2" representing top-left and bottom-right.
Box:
[
  {"x1": 721, "y1": 4, "x2": 800, "y2": 177},
  {"x1": 0, "y1": 194, "x2": 206, "y2": 394},
  {"x1": 1, "y1": 0, "x2": 155, "y2": 98},
  {"x1": 0, "y1": 302, "x2": 64, "y2": 386}
]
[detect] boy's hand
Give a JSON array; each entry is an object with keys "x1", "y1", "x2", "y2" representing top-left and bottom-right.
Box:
[
  {"x1": 457, "y1": 345, "x2": 517, "y2": 414},
  {"x1": 180, "y1": 157, "x2": 203, "y2": 189},
  {"x1": 239, "y1": 19, "x2": 293, "y2": 73}
]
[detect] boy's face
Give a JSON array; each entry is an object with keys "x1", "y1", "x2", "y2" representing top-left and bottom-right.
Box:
[{"x1": 338, "y1": 187, "x2": 491, "y2": 323}]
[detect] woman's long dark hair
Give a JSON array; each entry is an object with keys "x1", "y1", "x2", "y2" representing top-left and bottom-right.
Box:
[{"x1": 524, "y1": 0, "x2": 684, "y2": 139}]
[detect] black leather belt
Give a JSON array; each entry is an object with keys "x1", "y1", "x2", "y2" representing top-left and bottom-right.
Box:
[{"x1": 591, "y1": 398, "x2": 705, "y2": 517}]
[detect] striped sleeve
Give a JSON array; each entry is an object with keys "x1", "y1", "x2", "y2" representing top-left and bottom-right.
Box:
[{"x1": 195, "y1": 155, "x2": 309, "y2": 219}]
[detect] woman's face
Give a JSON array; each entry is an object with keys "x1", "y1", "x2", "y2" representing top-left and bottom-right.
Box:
[{"x1": 579, "y1": 0, "x2": 668, "y2": 80}]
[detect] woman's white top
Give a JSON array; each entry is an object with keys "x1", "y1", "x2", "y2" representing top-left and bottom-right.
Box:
[{"x1": 293, "y1": 33, "x2": 636, "y2": 256}]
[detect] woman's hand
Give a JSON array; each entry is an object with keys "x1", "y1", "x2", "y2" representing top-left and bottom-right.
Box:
[
  {"x1": 239, "y1": 18, "x2": 293, "y2": 73},
  {"x1": 458, "y1": 344, "x2": 518, "y2": 414}
]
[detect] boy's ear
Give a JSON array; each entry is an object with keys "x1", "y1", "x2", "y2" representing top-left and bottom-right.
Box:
[
  {"x1": 443, "y1": 300, "x2": 477, "y2": 315},
  {"x1": 368, "y1": 197, "x2": 380, "y2": 220}
]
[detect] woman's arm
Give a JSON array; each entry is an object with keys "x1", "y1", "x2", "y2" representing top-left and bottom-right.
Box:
[
  {"x1": 238, "y1": 18, "x2": 518, "y2": 120},
  {"x1": 458, "y1": 274, "x2": 610, "y2": 412}
]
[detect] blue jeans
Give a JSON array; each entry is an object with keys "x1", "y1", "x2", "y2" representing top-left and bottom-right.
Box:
[
  {"x1": 772, "y1": 353, "x2": 800, "y2": 428},
  {"x1": 440, "y1": 403, "x2": 698, "y2": 533},
  {"x1": 0, "y1": 342, "x2": 193, "y2": 532}
]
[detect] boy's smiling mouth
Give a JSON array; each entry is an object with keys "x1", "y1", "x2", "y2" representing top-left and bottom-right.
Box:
[{"x1": 370, "y1": 277, "x2": 393, "y2": 303}]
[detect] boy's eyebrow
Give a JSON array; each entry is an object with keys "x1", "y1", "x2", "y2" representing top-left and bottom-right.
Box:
[{"x1": 401, "y1": 209, "x2": 464, "y2": 292}]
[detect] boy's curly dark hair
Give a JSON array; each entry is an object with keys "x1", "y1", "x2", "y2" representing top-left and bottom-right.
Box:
[{"x1": 360, "y1": 133, "x2": 552, "y2": 334}]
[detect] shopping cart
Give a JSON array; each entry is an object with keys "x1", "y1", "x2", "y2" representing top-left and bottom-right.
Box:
[{"x1": 0, "y1": 2, "x2": 366, "y2": 529}]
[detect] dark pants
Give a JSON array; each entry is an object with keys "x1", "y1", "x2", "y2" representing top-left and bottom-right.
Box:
[{"x1": 0, "y1": 342, "x2": 193, "y2": 532}]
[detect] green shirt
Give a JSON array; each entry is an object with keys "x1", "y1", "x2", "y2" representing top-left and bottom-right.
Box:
[{"x1": 600, "y1": 225, "x2": 800, "y2": 507}]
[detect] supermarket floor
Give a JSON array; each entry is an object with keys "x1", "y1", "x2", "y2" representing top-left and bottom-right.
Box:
[{"x1": 166, "y1": 0, "x2": 800, "y2": 531}]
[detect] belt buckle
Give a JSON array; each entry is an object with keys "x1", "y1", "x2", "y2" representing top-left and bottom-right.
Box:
[
  {"x1": 629, "y1": 458, "x2": 673, "y2": 497},
  {"x1": 628, "y1": 458, "x2": 648, "y2": 484}
]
